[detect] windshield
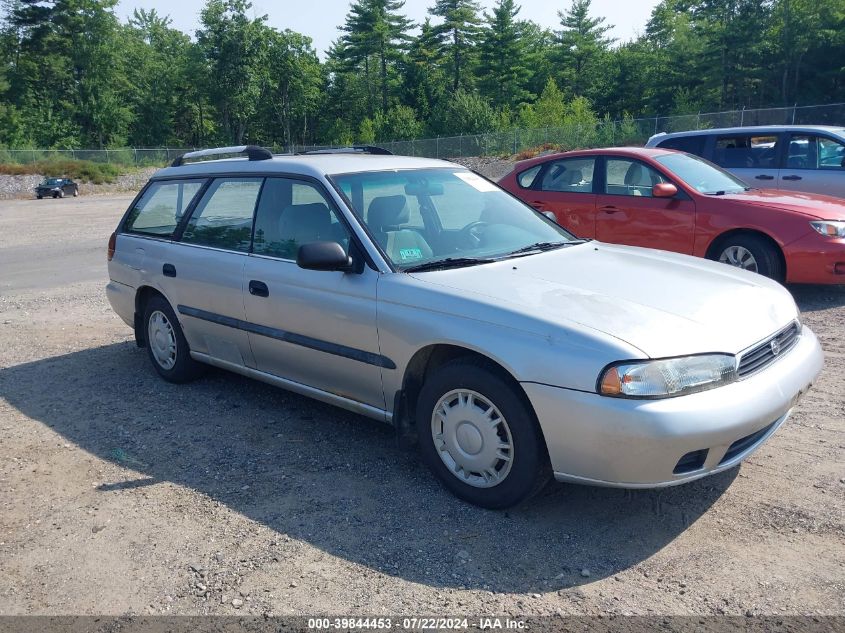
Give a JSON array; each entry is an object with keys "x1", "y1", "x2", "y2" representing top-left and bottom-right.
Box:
[
  {"x1": 655, "y1": 152, "x2": 750, "y2": 194},
  {"x1": 330, "y1": 168, "x2": 577, "y2": 270},
  {"x1": 43, "y1": 178, "x2": 62, "y2": 185}
]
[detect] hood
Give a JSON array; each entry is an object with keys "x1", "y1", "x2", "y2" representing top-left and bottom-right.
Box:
[
  {"x1": 410, "y1": 242, "x2": 799, "y2": 358},
  {"x1": 721, "y1": 189, "x2": 845, "y2": 220}
]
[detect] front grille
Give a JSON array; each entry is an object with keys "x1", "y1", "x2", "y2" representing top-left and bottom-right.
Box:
[
  {"x1": 720, "y1": 422, "x2": 776, "y2": 464},
  {"x1": 737, "y1": 322, "x2": 800, "y2": 378}
]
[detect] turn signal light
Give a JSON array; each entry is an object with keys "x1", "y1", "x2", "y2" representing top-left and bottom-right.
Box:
[{"x1": 107, "y1": 231, "x2": 116, "y2": 261}]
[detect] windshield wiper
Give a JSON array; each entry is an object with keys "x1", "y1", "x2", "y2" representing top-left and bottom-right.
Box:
[
  {"x1": 506, "y1": 240, "x2": 584, "y2": 257},
  {"x1": 403, "y1": 257, "x2": 496, "y2": 273}
]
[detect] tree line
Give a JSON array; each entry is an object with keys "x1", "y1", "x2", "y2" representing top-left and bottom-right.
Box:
[{"x1": 0, "y1": 0, "x2": 843, "y2": 150}]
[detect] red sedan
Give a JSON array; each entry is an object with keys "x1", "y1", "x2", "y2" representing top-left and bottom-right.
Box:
[{"x1": 499, "y1": 147, "x2": 845, "y2": 284}]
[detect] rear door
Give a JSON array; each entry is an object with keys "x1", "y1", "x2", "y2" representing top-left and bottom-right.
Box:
[
  {"x1": 163, "y1": 177, "x2": 264, "y2": 368},
  {"x1": 521, "y1": 157, "x2": 598, "y2": 238},
  {"x1": 711, "y1": 133, "x2": 781, "y2": 188},
  {"x1": 779, "y1": 133, "x2": 845, "y2": 198},
  {"x1": 595, "y1": 157, "x2": 695, "y2": 254},
  {"x1": 242, "y1": 176, "x2": 385, "y2": 411}
]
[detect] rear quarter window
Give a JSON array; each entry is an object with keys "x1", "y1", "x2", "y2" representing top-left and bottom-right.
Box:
[
  {"x1": 124, "y1": 180, "x2": 205, "y2": 237},
  {"x1": 656, "y1": 135, "x2": 706, "y2": 156}
]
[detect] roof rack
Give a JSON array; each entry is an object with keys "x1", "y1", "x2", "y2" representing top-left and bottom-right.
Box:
[
  {"x1": 171, "y1": 145, "x2": 273, "y2": 167},
  {"x1": 299, "y1": 145, "x2": 393, "y2": 156}
]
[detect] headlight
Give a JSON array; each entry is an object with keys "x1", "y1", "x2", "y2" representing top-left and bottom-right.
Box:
[
  {"x1": 598, "y1": 354, "x2": 737, "y2": 399},
  {"x1": 810, "y1": 221, "x2": 845, "y2": 237}
]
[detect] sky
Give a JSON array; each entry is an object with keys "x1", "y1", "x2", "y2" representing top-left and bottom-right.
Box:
[{"x1": 115, "y1": 0, "x2": 661, "y2": 58}]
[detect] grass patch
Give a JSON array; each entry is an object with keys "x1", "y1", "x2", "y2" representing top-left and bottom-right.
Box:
[
  {"x1": 512, "y1": 143, "x2": 562, "y2": 161},
  {"x1": 0, "y1": 159, "x2": 124, "y2": 184}
]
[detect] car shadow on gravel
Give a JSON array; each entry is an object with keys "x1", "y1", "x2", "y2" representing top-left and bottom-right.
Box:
[
  {"x1": 789, "y1": 283, "x2": 845, "y2": 312},
  {"x1": 1, "y1": 342, "x2": 736, "y2": 593}
]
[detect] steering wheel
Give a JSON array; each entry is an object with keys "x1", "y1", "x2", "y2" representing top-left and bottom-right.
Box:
[{"x1": 459, "y1": 221, "x2": 490, "y2": 248}]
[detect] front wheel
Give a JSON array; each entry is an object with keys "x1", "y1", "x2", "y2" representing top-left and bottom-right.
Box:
[
  {"x1": 416, "y1": 360, "x2": 551, "y2": 509},
  {"x1": 57, "y1": 189, "x2": 65, "y2": 199},
  {"x1": 713, "y1": 234, "x2": 783, "y2": 281},
  {"x1": 142, "y1": 295, "x2": 204, "y2": 383}
]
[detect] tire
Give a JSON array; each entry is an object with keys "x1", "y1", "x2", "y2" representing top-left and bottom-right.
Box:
[
  {"x1": 712, "y1": 234, "x2": 784, "y2": 281},
  {"x1": 142, "y1": 295, "x2": 204, "y2": 383},
  {"x1": 36, "y1": 195, "x2": 42, "y2": 200},
  {"x1": 416, "y1": 359, "x2": 551, "y2": 509},
  {"x1": 72, "y1": 187, "x2": 79, "y2": 197},
  {"x1": 57, "y1": 189, "x2": 65, "y2": 199}
]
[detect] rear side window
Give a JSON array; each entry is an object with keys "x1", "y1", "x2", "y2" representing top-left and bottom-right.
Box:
[
  {"x1": 182, "y1": 178, "x2": 263, "y2": 252},
  {"x1": 656, "y1": 135, "x2": 706, "y2": 156},
  {"x1": 713, "y1": 135, "x2": 779, "y2": 168},
  {"x1": 124, "y1": 180, "x2": 204, "y2": 237},
  {"x1": 538, "y1": 158, "x2": 595, "y2": 193}
]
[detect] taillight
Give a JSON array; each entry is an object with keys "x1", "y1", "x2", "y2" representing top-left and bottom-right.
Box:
[{"x1": 107, "y1": 231, "x2": 116, "y2": 261}]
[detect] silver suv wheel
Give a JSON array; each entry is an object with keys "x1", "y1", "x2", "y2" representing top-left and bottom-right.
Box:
[
  {"x1": 431, "y1": 389, "x2": 514, "y2": 488},
  {"x1": 148, "y1": 310, "x2": 177, "y2": 370}
]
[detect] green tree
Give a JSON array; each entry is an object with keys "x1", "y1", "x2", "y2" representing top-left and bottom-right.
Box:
[
  {"x1": 197, "y1": 0, "x2": 269, "y2": 144},
  {"x1": 401, "y1": 18, "x2": 445, "y2": 121},
  {"x1": 374, "y1": 104, "x2": 423, "y2": 140},
  {"x1": 429, "y1": 88, "x2": 496, "y2": 135},
  {"x1": 555, "y1": 0, "x2": 615, "y2": 99},
  {"x1": 429, "y1": 0, "x2": 483, "y2": 91},
  {"x1": 477, "y1": 0, "x2": 533, "y2": 108}
]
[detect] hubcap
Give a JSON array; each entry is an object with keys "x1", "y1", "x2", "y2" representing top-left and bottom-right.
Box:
[
  {"x1": 719, "y1": 245, "x2": 758, "y2": 272},
  {"x1": 431, "y1": 389, "x2": 514, "y2": 489},
  {"x1": 148, "y1": 310, "x2": 177, "y2": 370}
]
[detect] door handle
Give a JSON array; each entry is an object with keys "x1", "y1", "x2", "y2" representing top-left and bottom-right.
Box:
[
  {"x1": 782, "y1": 175, "x2": 803, "y2": 181},
  {"x1": 601, "y1": 206, "x2": 619, "y2": 214},
  {"x1": 248, "y1": 280, "x2": 269, "y2": 298},
  {"x1": 162, "y1": 263, "x2": 176, "y2": 278},
  {"x1": 755, "y1": 174, "x2": 775, "y2": 180}
]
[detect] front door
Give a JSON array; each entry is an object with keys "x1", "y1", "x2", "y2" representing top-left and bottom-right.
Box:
[
  {"x1": 779, "y1": 133, "x2": 845, "y2": 198},
  {"x1": 595, "y1": 157, "x2": 696, "y2": 254},
  {"x1": 242, "y1": 177, "x2": 385, "y2": 411}
]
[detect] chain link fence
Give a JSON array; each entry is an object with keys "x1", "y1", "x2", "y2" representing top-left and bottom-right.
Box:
[{"x1": 2, "y1": 102, "x2": 844, "y2": 166}]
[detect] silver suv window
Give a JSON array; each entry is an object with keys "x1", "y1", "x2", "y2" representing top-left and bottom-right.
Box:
[
  {"x1": 182, "y1": 178, "x2": 263, "y2": 252},
  {"x1": 124, "y1": 180, "x2": 204, "y2": 237},
  {"x1": 252, "y1": 178, "x2": 350, "y2": 259}
]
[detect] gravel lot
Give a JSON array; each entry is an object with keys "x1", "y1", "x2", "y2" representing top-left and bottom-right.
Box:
[{"x1": 0, "y1": 194, "x2": 843, "y2": 617}]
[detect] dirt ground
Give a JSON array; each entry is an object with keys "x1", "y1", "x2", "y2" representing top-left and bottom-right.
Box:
[{"x1": 0, "y1": 194, "x2": 843, "y2": 618}]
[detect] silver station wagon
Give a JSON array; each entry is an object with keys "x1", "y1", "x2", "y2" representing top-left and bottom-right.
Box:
[{"x1": 106, "y1": 145, "x2": 824, "y2": 508}]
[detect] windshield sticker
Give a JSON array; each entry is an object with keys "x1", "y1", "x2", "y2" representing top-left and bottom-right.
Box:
[
  {"x1": 399, "y1": 248, "x2": 424, "y2": 261},
  {"x1": 454, "y1": 171, "x2": 498, "y2": 192}
]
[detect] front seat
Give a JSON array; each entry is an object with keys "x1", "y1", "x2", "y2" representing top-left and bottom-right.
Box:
[
  {"x1": 624, "y1": 163, "x2": 654, "y2": 196},
  {"x1": 277, "y1": 203, "x2": 333, "y2": 258},
  {"x1": 367, "y1": 195, "x2": 433, "y2": 264}
]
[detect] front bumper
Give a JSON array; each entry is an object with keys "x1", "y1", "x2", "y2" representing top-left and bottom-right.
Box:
[
  {"x1": 784, "y1": 232, "x2": 845, "y2": 284},
  {"x1": 523, "y1": 326, "x2": 823, "y2": 487}
]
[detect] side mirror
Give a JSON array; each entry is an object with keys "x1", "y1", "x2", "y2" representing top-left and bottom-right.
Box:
[
  {"x1": 653, "y1": 183, "x2": 678, "y2": 198},
  {"x1": 297, "y1": 241, "x2": 353, "y2": 272}
]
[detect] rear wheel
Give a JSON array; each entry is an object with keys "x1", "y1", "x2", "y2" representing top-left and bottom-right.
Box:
[
  {"x1": 142, "y1": 295, "x2": 204, "y2": 383},
  {"x1": 36, "y1": 195, "x2": 42, "y2": 200},
  {"x1": 713, "y1": 234, "x2": 783, "y2": 281},
  {"x1": 416, "y1": 359, "x2": 551, "y2": 509},
  {"x1": 72, "y1": 187, "x2": 79, "y2": 197}
]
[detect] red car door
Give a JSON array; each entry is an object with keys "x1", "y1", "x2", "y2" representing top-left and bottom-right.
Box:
[
  {"x1": 521, "y1": 156, "x2": 598, "y2": 239},
  {"x1": 595, "y1": 157, "x2": 696, "y2": 254}
]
